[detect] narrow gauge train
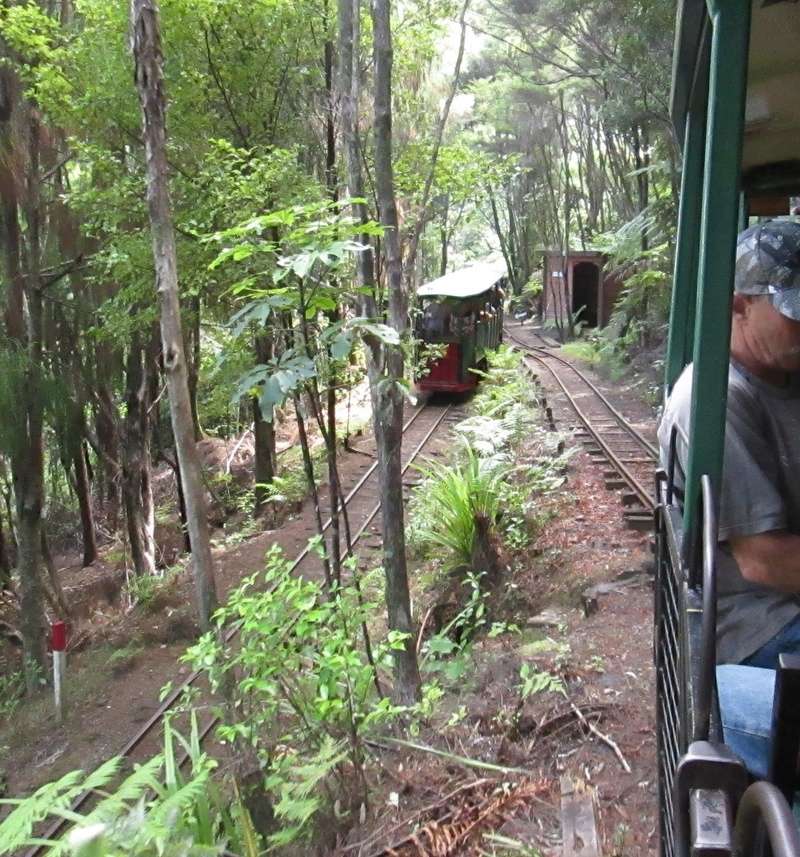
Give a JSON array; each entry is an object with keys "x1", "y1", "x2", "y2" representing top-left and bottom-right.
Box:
[
  {"x1": 415, "y1": 260, "x2": 506, "y2": 394},
  {"x1": 657, "y1": 0, "x2": 800, "y2": 855}
]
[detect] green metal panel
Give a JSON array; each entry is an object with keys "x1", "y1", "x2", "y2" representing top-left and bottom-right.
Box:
[
  {"x1": 738, "y1": 190, "x2": 749, "y2": 231},
  {"x1": 462, "y1": 332, "x2": 475, "y2": 380},
  {"x1": 665, "y1": 109, "x2": 707, "y2": 393},
  {"x1": 682, "y1": 0, "x2": 752, "y2": 551}
]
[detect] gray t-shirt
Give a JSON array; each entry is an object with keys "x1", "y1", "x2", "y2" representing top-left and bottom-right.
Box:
[{"x1": 658, "y1": 362, "x2": 800, "y2": 664}]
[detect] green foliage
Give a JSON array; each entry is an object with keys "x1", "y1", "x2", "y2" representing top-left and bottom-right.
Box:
[
  {"x1": 124, "y1": 567, "x2": 180, "y2": 611},
  {"x1": 183, "y1": 545, "x2": 407, "y2": 846},
  {"x1": 592, "y1": 192, "x2": 677, "y2": 354},
  {"x1": 208, "y1": 198, "x2": 394, "y2": 422},
  {"x1": 421, "y1": 572, "x2": 489, "y2": 685},
  {"x1": 409, "y1": 345, "x2": 568, "y2": 562},
  {"x1": 0, "y1": 671, "x2": 25, "y2": 719},
  {"x1": 470, "y1": 347, "x2": 540, "y2": 420},
  {"x1": 518, "y1": 662, "x2": 565, "y2": 700},
  {"x1": 410, "y1": 441, "x2": 508, "y2": 571},
  {"x1": 0, "y1": 3, "x2": 70, "y2": 109},
  {"x1": 0, "y1": 714, "x2": 252, "y2": 856},
  {"x1": 105, "y1": 641, "x2": 145, "y2": 670}
]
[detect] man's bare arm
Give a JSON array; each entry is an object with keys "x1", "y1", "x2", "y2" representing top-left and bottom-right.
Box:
[{"x1": 730, "y1": 531, "x2": 800, "y2": 591}]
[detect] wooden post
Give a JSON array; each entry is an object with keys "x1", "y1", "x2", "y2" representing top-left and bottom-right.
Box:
[{"x1": 52, "y1": 620, "x2": 67, "y2": 722}]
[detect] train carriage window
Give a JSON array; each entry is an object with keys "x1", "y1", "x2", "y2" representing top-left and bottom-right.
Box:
[{"x1": 421, "y1": 300, "x2": 451, "y2": 338}]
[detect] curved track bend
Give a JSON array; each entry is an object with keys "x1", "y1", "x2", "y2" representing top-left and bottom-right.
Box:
[{"x1": 506, "y1": 326, "x2": 657, "y2": 524}]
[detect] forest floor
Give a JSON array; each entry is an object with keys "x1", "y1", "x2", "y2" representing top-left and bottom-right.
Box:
[{"x1": 0, "y1": 333, "x2": 660, "y2": 856}]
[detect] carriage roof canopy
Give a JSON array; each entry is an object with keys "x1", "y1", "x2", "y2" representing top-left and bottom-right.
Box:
[
  {"x1": 416, "y1": 260, "x2": 507, "y2": 299},
  {"x1": 671, "y1": 0, "x2": 800, "y2": 175}
]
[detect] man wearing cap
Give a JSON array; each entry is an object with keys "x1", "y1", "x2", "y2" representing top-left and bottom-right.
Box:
[{"x1": 659, "y1": 219, "x2": 800, "y2": 668}]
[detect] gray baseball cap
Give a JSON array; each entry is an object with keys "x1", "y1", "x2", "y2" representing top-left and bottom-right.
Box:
[{"x1": 735, "y1": 220, "x2": 800, "y2": 321}]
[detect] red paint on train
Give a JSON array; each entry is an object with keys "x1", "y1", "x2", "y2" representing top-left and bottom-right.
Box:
[{"x1": 417, "y1": 343, "x2": 477, "y2": 393}]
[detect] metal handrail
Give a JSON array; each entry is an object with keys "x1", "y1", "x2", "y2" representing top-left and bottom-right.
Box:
[
  {"x1": 734, "y1": 782, "x2": 800, "y2": 857},
  {"x1": 667, "y1": 424, "x2": 679, "y2": 506},
  {"x1": 693, "y1": 474, "x2": 718, "y2": 742}
]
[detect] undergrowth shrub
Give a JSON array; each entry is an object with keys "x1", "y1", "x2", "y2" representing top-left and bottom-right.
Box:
[
  {"x1": 411, "y1": 442, "x2": 507, "y2": 578},
  {"x1": 470, "y1": 346, "x2": 539, "y2": 418},
  {"x1": 182, "y1": 543, "x2": 409, "y2": 848},
  {"x1": 408, "y1": 344, "x2": 569, "y2": 566},
  {"x1": 0, "y1": 670, "x2": 24, "y2": 719}
]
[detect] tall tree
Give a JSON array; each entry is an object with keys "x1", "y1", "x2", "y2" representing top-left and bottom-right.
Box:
[
  {"x1": 370, "y1": 0, "x2": 421, "y2": 705},
  {"x1": 0, "y1": 60, "x2": 47, "y2": 693},
  {"x1": 130, "y1": 0, "x2": 218, "y2": 629}
]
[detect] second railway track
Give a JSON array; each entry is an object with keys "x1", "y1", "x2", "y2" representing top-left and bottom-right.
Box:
[
  {"x1": 25, "y1": 396, "x2": 463, "y2": 855},
  {"x1": 506, "y1": 326, "x2": 657, "y2": 527}
]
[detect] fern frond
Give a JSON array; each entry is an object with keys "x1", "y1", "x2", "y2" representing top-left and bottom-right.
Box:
[
  {"x1": 87, "y1": 756, "x2": 163, "y2": 822},
  {"x1": 146, "y1": 770, "x2": 210, "y2": 831},
  {"x1": 79, "y1": 757, "x2": 124, "y2": 796},
  {"x1": 0, "y1": 769, "x2": 87, "y2": 855}
]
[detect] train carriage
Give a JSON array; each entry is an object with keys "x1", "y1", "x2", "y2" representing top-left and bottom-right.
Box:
[
  {"x1": 415, "y1": 260, "x2": 506, "y2": 394},
  {"x1": 657, "y1": 0, "x2": 800, "y2": 854}
]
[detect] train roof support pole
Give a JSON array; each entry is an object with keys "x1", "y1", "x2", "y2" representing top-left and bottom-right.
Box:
[
  {"x1": 665, "y1": 108, "x2": 707, "y2": 394},
  {"x1": 682, "y1": 0, "x2": 751, "y2": 555}
]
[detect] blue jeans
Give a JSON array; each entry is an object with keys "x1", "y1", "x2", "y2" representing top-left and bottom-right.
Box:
[
  {"x1": 717, "y1": 664, "x2": 775, "y2": 779},
  {"x1": 741, "y1": 614, "x2": 800, "y2": 669},
  {"x1": 716, "y1": 615, "x2": 800, "y2": 780}
]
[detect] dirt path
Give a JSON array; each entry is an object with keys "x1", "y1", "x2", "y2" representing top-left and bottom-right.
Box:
[{"x1": 516, "y1": 328, "x2": 659, "y2": 853}]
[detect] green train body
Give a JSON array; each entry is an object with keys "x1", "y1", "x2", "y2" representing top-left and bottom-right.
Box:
[{"x1": 657, "y1": 2, "x2": 800, "y2": 854}]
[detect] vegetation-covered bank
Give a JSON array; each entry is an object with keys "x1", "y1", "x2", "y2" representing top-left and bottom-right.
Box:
[{"x1": 1, "y1": 348, "x2": 601, "y2": 853}]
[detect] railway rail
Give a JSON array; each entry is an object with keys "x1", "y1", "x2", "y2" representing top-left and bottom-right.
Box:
[
  {"x1": 26, "y1": 397, "x2": 460, "y2": 855},
  {"x1": 506, "y1": 326, "x2": 656, "y2": 526}
]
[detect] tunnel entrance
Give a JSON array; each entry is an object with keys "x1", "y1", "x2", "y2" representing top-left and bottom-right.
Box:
[{"x1": 572, "y1": 262, "x2": 600, "y2": 327}]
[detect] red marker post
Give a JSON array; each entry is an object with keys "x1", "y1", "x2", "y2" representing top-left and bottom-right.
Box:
[{"x1": 51, "y1": 621, "x2": 67, "y2": 721}]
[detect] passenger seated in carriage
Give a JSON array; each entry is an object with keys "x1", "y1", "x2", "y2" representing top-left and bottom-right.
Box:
[
  {"x1": 659, "y1": 220, "x2": 800, "y2": 777},
  {"x1": 420, "y1": 300, "x2": 451, "y2": 339}
]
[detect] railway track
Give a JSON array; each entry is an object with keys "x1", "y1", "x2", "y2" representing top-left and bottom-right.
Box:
[
  {"x1": 506, "y1": 326, "x2": 657, "y2": 528},
  {"x1": 26, "y1": 397, "x2": 461, "y2": 855}
]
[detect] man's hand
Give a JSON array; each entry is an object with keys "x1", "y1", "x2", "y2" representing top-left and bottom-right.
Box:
[{"x1": 730, "y1": 530, "x2": 800, "y2": 592}]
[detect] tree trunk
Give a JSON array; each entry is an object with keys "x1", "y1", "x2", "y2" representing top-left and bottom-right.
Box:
[
  {"x1": 403, "y1": 0, "x2": 469, "y2": 288},
  {"x1": 74, "y1": 438, "x2": 98, "y2": 567},
  {"x1": 253, "y1": 328, "x2": 276, "y2": 515},
  {"x1": 338, "y1": 0, "x2": 376, "y2": 306},
  {"x1": 122, "y1": 333, "x2": 157, "y2": 577},
  {"x1": 293, "y1": 393, "x2": 333, "y2": 589},
  {"x1": 325, "y1": 369, "x2": 342, "y2": 587},
  {"x1": 0, "y1": 503, "x2": 10, "y2": 588},
  {"x1": 1, "y1": 93, "x2": 48, "y2": 692},
  {"x1": 164, "y1": 451, "x2": 191, "y2": 553},
  {"x1": 439, "y1": 200, "x2": 449, "y2": 277},
  {"x1": 41, "y1": 528, "x2": 71, "y2": 618},
  {"x1": 131, "y1": 0, "x2": 218, "y2": 629},
  {"x1": 370, "y1": 0, "x2": 421, "y2": 705},
  {"x1": 94, "y1": 358, "x2": 122, "y2": 527},
  {"x1": 187, "y1": 294, "x2": 202, "y2": 440},
  {"x1": 470, "y1": 515, "x2": 501, "y2": 588}
]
